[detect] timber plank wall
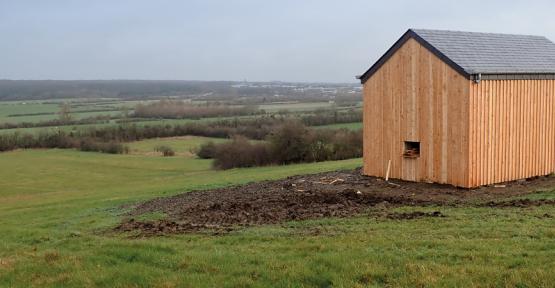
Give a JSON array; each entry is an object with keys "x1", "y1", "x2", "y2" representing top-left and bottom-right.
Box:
[{"x1": 469, "y1": 79, "x2": 555, "y2": 187}]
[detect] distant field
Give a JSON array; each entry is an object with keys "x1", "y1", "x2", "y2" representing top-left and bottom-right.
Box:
[
  {"x1": 0, "y1": 99, "x2": 138, "y2": 124},
  {"x1": 315, "y1": 122, "x2": 362, "y2": 130},
  {"x1": 0, "y1": 100, "x2": 356, "y2": 124},
  {"x1": 0, "y1": 119, "x2": 362, "y2": 136},
  {"x1": 4, "y1": 110, "x2": 123, "y2": 124},
  {"x1": 0, "y1": 99, "x2": 358, "y2": 135},
  {"x1": 259, "y1": 101, "x2": 335, "y2": 112},
  {"x1": 0, "y1": 102, "x2": 59, "y2": 123},
  {"x1": 0, "y1": 116, "x2": 245, "y2": 135},
  {"x1": 127, "y1": 136, "x2": 228, "y2": 156}
]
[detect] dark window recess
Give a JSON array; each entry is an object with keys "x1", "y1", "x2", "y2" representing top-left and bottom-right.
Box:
[{"x1": 403, "y1": 141, "x2": 420, "y2": 158}]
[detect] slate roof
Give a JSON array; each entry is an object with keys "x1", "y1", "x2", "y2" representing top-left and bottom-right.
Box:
[{"x1": 359, "y1": 29, "x2": 555, "y2": 83}]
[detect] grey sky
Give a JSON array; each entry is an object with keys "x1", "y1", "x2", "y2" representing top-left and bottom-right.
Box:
[{"x1": 1, "y1": 0, "x2": 554, "y2": 82}]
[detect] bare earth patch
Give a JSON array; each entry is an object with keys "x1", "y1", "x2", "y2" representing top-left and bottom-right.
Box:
[{"x1": 116, "y1": 169, "x2": 555, "y2": 236}]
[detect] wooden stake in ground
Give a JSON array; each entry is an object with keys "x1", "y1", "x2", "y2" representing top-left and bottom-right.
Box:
[{"x1": 385, "y1": 160, "x2": 391, "y2": 181}]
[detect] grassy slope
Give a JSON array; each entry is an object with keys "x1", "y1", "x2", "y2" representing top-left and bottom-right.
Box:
[
  {"x1": 126, "y1": 136, "x2": 228, "y2": 155},
  {"x1": 0, "y1": 148, "x2": 366, "y2": 287},
  {"x1": 0, "y1": 147, "x2": 553, "y2": 287}
]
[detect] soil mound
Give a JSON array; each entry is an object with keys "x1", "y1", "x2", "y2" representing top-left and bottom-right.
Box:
[{"x1": 116, "y1": 169, "x2": 555, "y2": 235}]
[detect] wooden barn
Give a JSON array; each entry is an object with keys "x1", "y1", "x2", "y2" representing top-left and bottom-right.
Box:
[{"x1": 359, "y1": 29, "x2": 555, "y2": 188}]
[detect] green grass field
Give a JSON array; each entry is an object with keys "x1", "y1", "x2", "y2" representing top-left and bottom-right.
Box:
[
  {"x1": 0, "y1": 117, "x2": 208, "y2": 135},
  {"x1": 0, "y1": 117, "x2": 361, "y2": 136},
  {"x1": 0, "y1": 100, "x2": 133, "y2": 124},
  {"x1": 315, "y1": 122, "x2": 362, "y2": 130},
  {"x1": 0, "y1": 99, "x2": 359, "y2": 136},
  {"x1": 0, "y1": 135, "x2": 553, "y2": 287},
  {"x1": 258, "y1": 101, "x2": 335, "y2": 112},
  {"x1": 126, "y1": 136, "x2": 228, "y2": 156},
  {"x1": 0, "y1": 102, "x2": 60, "y2": 123}
]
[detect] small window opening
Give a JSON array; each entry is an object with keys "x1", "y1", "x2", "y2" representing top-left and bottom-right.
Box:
[{"x1": 403, "y1": 141, "x2": 420, "y2": 158}]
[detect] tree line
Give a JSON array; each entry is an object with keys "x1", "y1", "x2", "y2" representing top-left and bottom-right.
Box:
[
  {"x1": 197, "y1": 121, "x2": 362, "y2": 169},
  {"x1": 133, "y1": 100, "x2": 261, "y2": 119},
  {"x1": 0, "y1": 113, "x2": 362, "y2": 159}
]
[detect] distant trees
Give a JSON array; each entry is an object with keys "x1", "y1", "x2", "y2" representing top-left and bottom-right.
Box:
[
  {"x1": 0, "y1": 115, "x2": 113, "y2": 130},
  {"x1": 154, "y1": 145, "x2": 175, "y2": 157},
  {"x1": 0, "y1": 132, "x2": 128, "y2": 154},
  {"x1": 58, "y1": 103, "x2": 72, "y2": 123},
  {"x1": 0, "y1": 80, "x2": 361, "y2": 103},
  {"x1": 300, "y1": 108, "x2": 361, "y2": 126},
  {"x1": 0, "y1": 80, "x2": 211, "y2": 101},
  {"x1": 79, "y1": 138, "x2": 129, "y2": 154},
  {"x1": 196, "y1": 141, "x2": 217, "y2": 159},
  {"x1": 133, "y1": 100, "x2": 261, "y2": 119},
  {"x1": 119, "y1": 106, "x2": 131, "y2": 127}
]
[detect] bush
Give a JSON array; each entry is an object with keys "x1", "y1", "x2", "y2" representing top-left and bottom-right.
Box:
[
  {"x1": 212, "y1": 136, "x2": 272, "y2": 169},
  {"x1": 103, "y1": 142, "x2": 129, "y2": 154},
  {"x1": 268, "y1": 120, "x2": 312, "y2": 164},
  {"x1": 154, "y1": 145, "x2": 175, "y2": 157},
  {"x1": 79, "y1": 138, "x2": 129, "y2": 154},
  {"x1": 301, "y1": 109, "x2": 362, "y2": 126},
  {"x1": 329, "y1": 129, "x2": 363, "y2": 160},
  {"x1": 197, "y1": 141, "x2": 217, "y2": 159}
]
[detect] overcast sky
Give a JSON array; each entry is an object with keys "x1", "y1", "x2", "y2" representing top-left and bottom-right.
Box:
[{"x1": 1, "y1": 0, "x2": 555, "y2": 82}]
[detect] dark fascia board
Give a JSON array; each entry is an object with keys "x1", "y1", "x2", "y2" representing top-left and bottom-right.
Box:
[
  {"x1": 358, "y1": 29, "x2": 471, "y2": 84},
  {"x1": 476, "y1": 73, "x2": 555, "y2": 80}
]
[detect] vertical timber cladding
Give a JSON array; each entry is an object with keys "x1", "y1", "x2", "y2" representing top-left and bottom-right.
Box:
[
  {"x1": 363, "y1": 38, "x2": 470, "y2": 187},
  {"x1": 468, "y1": 79, "x2": 555, "y2": 187}
]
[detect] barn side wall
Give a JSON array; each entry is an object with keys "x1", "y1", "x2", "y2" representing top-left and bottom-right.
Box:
[
  {"x1": 468, "y1": 80, "x2": 555, "y2": 187},
  {"x1": 362, "y1": 38, "x2": 471, "y2": 187}
]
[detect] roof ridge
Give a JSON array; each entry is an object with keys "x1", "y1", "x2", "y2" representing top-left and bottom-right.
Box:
[{"x1": 409, "y1": 28, "x2": 548, "y2": 39}]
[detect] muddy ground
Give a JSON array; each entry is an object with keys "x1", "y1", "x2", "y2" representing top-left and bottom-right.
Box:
[{"x1": 116, "y1": 168, "x2": 555, "y2": 236}]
